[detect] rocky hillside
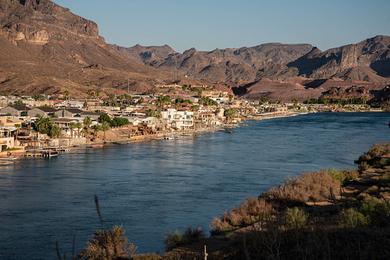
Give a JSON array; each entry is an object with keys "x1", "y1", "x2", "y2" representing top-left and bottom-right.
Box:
[
  {"x1": 288, "y1": 35, "x2": 390, "y2": 82},
  {"x1": 129, "y1": 36, "x2": 390, "y2": 103},
  {"x1": 0, "y1": 0, "x2": 389, "y2": 102},
  {"x1": 0, "y1": 0, "x2": 170, "y2": 96},
  {"x1": 127, "y1": 43, "x2": 314, "y2": 85}
]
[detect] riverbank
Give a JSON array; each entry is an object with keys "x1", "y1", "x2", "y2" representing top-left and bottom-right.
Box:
[
  {"x1": 83, "y1": 111, "x2": 306, "y2": 146},
  {"x1": 1, "y1": 110, "x2": 386, "y2": 161},
  {"x1": 2, "y1": 112, "x2": 389, "y2": 259},
  {"x1": 144, "y1": 143, "x2": 390, "y2": 259}
]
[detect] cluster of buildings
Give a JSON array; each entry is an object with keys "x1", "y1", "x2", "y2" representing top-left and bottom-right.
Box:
[{"x1": 0, "y1": 88, "x2": 299, "y2": 156}]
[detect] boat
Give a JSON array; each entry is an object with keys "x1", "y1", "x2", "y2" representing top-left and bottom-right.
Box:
[{"x1": 163, "y1": 136, "x2": 175, "y2": 140}]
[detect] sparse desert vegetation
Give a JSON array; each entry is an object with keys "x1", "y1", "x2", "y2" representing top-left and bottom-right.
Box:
[
  {"x1": 69, "y1": 143, "x2": 390, "y2": 259},
  {"x1": 160, "y1": 143, "x2": 390, "y2": 259}
]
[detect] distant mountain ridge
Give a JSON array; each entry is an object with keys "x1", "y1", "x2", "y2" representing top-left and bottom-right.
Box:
[
  {"x1": 288, "y1": 35, "x2": 390, "y2": 82},
  {"x1": 124, "y1": 43, "x2": 314, "y2": 84},
  {"x1": 0, "y1": 0, "x2": 389, "y2": 103},
  {"x1": 128, "y1": 36, "x2": 390, "y2": 85}
]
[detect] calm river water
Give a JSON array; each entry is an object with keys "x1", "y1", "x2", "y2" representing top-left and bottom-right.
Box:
[{"x1": 0, "y1": 112, "x2": 389, "y2": 259}]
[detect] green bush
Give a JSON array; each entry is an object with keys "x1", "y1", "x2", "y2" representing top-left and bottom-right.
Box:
[
  {"x1": 357, "y1": 144, "x2": 390, "y2": 169},
  {"x1": 284, "y1": 207, "x2": 308, "y2": 229},
  {"x1": 340, "y1": 208, "x2": 368, "y2": 228},
  {"x1": 110, "y1": 117, "x2": 129, "y2": 127},
  {"x1": 164, "y1": 227, "x2": 205, "y2": 251},
  {"x1": 98, "y1": 113, "x2": 111, "y2": 124},
  {"x1": 361, "y1": 197, "x2": 390, "y2": 227},
  {"x1": 327, "y1": 169, "x2": 359, "y2": 185}
]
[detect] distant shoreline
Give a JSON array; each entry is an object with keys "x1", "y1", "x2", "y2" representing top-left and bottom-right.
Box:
[{"x1": 2, "y1": 110, "x2": 388, "y2": 160}]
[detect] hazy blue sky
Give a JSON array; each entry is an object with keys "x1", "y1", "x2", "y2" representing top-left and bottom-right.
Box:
[{"x1": 54, "y1": 0, "x2": 390, "y2": 52}]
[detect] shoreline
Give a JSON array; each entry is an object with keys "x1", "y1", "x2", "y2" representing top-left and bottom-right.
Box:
[{"x1": 1, "y1": 110, "x2": 387, "y2": 160}]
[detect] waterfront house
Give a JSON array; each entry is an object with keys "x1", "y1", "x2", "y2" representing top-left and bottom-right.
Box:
[
  {"x1": 0, "y1": 105, "x2": 28, "y2": 117},
  {"x1": 0, "y1": 126, "x2": 16, "y2": 152},
  {"x1": 141, "y1": 117, "x2": 164, "y2": 131},
  {"x1": 53, "y1": 118, "x2": 82, "y2": 138},
  {"x1": 194, "y1": 111, "x2": 221, "y2": 128},
  {"x1": 161, "y1": 108, "x2": 194, "y2": 130},
  {"x1": 27, "y1": 107, "x2": 57, "y2": 118},
  {"x1": 0, "y1": 116, "x2": 24, "y2": 127}
]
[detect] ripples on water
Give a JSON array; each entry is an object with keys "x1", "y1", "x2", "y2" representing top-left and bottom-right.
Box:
[{"x1": 0, "y1": 112, "x2": 389, "y2": 259}]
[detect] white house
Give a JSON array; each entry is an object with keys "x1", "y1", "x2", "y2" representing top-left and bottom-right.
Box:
[{"x1": 161, "y1": 109, "x2": 194, "y2": 130}]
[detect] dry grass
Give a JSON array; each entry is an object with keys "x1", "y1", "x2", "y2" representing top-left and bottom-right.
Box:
[
  {"x1": 264, "y1": 171, "x2": 341, "y2": 204},
  {"x1": 211, "y1": 198, "x2": 274, "y2": 233},
  {"x1": 79, "y1": 226, "x2": 137, "y2": 260}
]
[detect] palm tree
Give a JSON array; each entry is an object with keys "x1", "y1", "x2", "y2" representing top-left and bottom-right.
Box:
[
  {"x1": 91, "y1": 124, "x2": 101, "y2": 139},
  {"x1": 69, "y1": 122, "x2": 77, "y2": 138},
  {"x1": 75, "y1": 122, "x2": 83, "y2": 138},
  {"x1": 100, "y1": 121, "x2": 110, "y2": 143},
  {"x1": 83, "y1": 117, "x2": 92, "y2": 137}
]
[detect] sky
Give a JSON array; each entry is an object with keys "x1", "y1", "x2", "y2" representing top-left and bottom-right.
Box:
[{"x1": 54, "y1": 0, "x2": 390, "y2": 52}]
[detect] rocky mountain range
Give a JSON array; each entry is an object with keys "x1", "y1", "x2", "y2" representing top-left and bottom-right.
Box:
[
  {"x1": 0, "y1": 0, "x2": 173, "y2": 96},
  {"x1": 0, "y1": 0, "x2": 389, "y2": 102}
]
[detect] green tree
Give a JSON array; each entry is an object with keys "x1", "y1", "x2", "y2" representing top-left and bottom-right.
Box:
[
  {"x1": 200, "y1": 97, "x2": 218, "y2": 106},
  {"x1": 156, "y1": 95, "x2": 172, "y2": 107},
  {"x1": 146, "y1": 109, "x2": 161, "y2": 118},
  {"x1": 98, "y1": 113, "x2": 111, "y2": 124},
  {"x1": 101, "y1": 121, "x2": 110, "y2": 143},
  {"x1": 35, "y1": 116, "x2": 53, "y2": 134},
  {"x1": 92, "y1": 124, "x2": 101, "y2": 137},
  {"x1": 111, "y1": 117, "x2": 129, "y2": 127},
  {"x1": 83, "y1": 116, "x2": 92, "y2": 132},
  {"x1": 224, "y1": 108, "x2": 236, "y2": 122},
  {"x1": 69, "y1": 122, "x2": 77, "y2": 138},
  {"x1": 49, "y1": 124, "x2": 61, "y2": 138}
]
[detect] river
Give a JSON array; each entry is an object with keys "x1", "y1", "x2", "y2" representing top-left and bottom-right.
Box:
[{"x1": 0, "y1": 112, "x2": 389, "y2": 259}]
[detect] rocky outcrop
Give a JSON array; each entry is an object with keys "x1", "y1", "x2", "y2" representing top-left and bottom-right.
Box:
[
  {"x1": 0, "y1": 0, "x2": 171, "y2": 96},
  {"x1": 288, "y1": 35, "x2": 390, "y2": 82},
  {"x1": 127, "y1": 43, "x2": 314, "y2": 84}
]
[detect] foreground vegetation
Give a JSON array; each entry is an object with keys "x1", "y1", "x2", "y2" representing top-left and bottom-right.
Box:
[{"x1": 67, "y1": 143, "x2": 390, "y2": 259}]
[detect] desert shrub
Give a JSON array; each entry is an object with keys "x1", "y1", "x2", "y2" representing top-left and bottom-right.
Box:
[
  {"x1": 210, "y1": 198, "x2": 274, "y2": 233},
  {"x1": 340, "y1": 208, "x2": 368, "y2": 228},
  {"x1": 284, "y1": 207, "x2": 308, "y2": 229},
  {"x1": 361, "y1": 197, "x2": 390, "y2": 227},
  {"x1": 210, "y1": 216, "x2": 234, "y2": 234},
  {"x1": 164, "y1": 227, "x2": 205, "y2": 251},
  {"x1": 357, "y1": 143, "x2": 390, "y2": 169},
  {"x1": 264, "y1": 171, "x2": 341, "y2": 204},
  {"x1": 164, "y1": 231, "x2": 183, "y2": 251},
  {"x1": 79, "y1": 225, "x2": 137, "y2": 260},
  {"x1": 327, "y1": 169, "x2": 359, "y2": 185}
]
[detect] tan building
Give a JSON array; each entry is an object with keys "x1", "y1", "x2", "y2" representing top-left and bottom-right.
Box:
[{"x1": 0, "y1": 127, "x2": 16, "y2": 152}]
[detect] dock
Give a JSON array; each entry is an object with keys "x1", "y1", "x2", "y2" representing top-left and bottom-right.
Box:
[{"x1": 25, "y1": 147, "x2": 68, "y2": 158}]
